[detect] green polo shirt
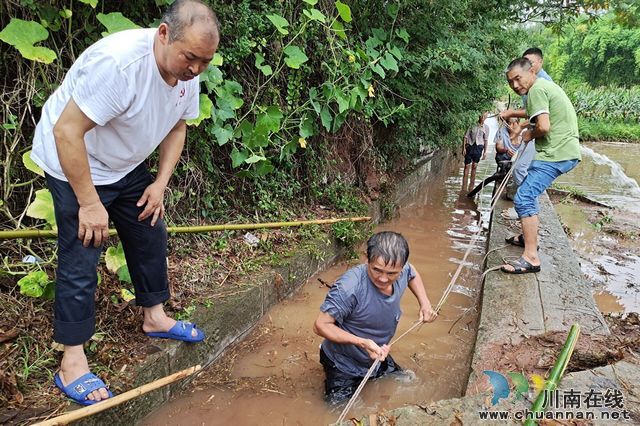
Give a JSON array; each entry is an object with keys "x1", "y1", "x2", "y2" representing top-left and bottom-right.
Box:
[{"x1": 526, "y1": 78, "x2": 581, "y2": 162}]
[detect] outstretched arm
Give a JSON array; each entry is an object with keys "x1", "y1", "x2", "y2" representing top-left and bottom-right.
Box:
[{"x1": 407, "y1": 266, "x2": 437, "y2": 322}]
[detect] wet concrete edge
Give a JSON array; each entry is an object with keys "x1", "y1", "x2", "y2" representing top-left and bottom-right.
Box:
[{"x1": 68, "y1": 150, "x2": 454, "y2": 425}]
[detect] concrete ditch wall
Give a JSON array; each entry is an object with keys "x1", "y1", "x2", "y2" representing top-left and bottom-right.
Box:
[{"x1": 74, "y1": 150, "x2": 455, "y2": 425}]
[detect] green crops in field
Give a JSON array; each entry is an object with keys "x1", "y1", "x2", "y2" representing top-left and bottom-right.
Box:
[{"x1": 570, "y1": 85, "x2": 640, "y2": 122}]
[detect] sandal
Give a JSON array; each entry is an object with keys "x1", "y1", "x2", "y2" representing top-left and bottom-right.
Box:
[
  {"x1": 54, "y1": 372, "x2": 113, "y2": 406},
  {"x1": 145, "y1": 320, "x2": 205, "y2": 343},
  {"x1": 500, "y1": 256, "x2": 541, "y2": 274},
  {"x1": 505, "y1": 234, "x2": 525, "y2": 248}
]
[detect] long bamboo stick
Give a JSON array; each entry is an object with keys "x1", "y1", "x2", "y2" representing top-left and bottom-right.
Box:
[
  {"x1": 524, "y1": 323, "x2": 581, "y2": 426},
  {"x1": 0, "y1": 216, "x2": 371, "y2": 240},
  {"x1": 31, "y1": 365, "x2": 202, "y2": 426}
]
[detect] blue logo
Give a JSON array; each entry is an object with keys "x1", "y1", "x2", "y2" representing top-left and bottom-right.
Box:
[{"x1": 483, "y1": 370, "x2": 544, "y2": 405}]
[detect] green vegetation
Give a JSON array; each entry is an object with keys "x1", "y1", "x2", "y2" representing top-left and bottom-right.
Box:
[{"x1": 528, "y1": 10, "x2": 640, "y2": 141}]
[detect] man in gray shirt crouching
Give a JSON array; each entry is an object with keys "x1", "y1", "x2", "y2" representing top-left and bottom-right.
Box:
[{"x1": 313, "y1": 231, "x2": 438, "y2": 404}]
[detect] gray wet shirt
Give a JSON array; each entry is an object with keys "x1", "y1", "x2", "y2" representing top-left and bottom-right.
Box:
[{"x1": 320, "y1": 263, "x2": 415, "y2": 377}]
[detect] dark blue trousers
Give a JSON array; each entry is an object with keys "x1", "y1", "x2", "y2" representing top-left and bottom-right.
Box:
[{"x1": 46, "y1": 164, "x2": 169, "y2": 345}]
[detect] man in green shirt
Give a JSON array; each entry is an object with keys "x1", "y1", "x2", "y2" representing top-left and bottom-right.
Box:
[{"x1": 501, "y1": 57, "x2": 581, "y2": 274}]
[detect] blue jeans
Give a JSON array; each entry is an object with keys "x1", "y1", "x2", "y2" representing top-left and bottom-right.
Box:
[
  {"x1": 46, "y1": 164, "x2": 169, "y2": 345},
  {"x1": 514, "y1": 159, "x2": 579, "y2": 218}
]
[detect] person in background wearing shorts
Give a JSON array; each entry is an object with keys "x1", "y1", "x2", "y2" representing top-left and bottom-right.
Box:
[{"x1": 462, "y1": 113, "x2": 489, "y2": 191}]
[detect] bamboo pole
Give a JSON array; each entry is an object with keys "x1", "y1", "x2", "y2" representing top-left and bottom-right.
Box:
[
  {"x1": 0, "y1": 216, "x2": 371, "y2": 240},
  {"x1": 524, "y1": 323, "x2": 581, "y2": 426},
  {"x1": 32, "y1": 365, "x2": 202, "y2": 426}
]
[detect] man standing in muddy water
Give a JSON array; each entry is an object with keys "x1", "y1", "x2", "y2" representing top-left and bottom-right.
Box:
[
  {"x1": 313, "y1": 231, "x2": 438, "y2": 404},
  {"x1": 501, "y1": 57, "x2": 581, "y2": 274},
  {"x1": 30, "y1": 0, "x2": 219, "y2": 406}
]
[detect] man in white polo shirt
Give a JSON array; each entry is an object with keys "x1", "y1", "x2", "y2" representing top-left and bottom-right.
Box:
[{"x1": 30, "y1": 0, "x2": 218, "y2": 406}]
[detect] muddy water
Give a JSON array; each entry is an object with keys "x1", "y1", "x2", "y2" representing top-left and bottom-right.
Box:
[
  {"x1": 552, "y1": 141, "x2": 640, "y2": 314},
  {"x1": 143, "y1": 153, "x2": 498, "y2": 425}
]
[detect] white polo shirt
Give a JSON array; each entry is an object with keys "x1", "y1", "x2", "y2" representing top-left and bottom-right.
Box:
[{"x1": 31, "y1": 28, "x2": 200, "y2": 185}]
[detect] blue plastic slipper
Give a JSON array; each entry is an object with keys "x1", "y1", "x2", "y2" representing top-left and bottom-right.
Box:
[
  {"x1": 145, "y1": 320, "x2": 205, "y2": 343},
  {"x1": 54, "y1": 372, "x2": 113, "y2": 406}
]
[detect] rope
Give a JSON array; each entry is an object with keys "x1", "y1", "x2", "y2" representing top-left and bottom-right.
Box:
[{"x1": 335, "y1": 127, "x2": 528, "y2": 424}]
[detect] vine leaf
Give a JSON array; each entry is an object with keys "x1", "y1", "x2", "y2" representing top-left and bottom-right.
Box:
[
  {"x1": 105, "y1": 243, "x2": 127, "y2": 274},
  {"x1": 23, "y1": 151, "x2": 44, "y2": 177},
  {"x1": 254, "y1": 53, "x2": 273, "y2": 76},
  {"x1": 303, "y1": 8, "x2": 327, "y2": 23},
  {"x1": 380, "y1": 52, "x2": 399, "y2": 72},
  {"x1": 78, "y1": 0, "x2": 99, "y2": 7},
  {"x1": 267, "y1": 14, "x2": 289, "y2": 35},
  {"x1": 96, "y1": 12, "x2": 140, "y2": 37},
  {"x1": 26, "y1": 189, "x2": 56, "y2": 229},
  {"x1": 18, "y1": 271, "x2": 54, "y2": 299},
  {"x1": 230, "y1": 147, "x2": 249, "y2": 168},
  {"x1": 335, "y1": 1, "x2": 353, "y2": 23},
  {"x1": 284, "y1": 46, "x2": 308, "y2": 69},
  {"x1": 0, "y1": 19, "x2": 57, "y2": 64},
  {"x1": 186, "y1": 94, "x2": 213, "y2": 126}
]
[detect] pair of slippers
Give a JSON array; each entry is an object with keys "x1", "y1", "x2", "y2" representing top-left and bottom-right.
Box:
[
  {"x1": 55, "y1": 321, "x2": 204, "y2": 405},
  {"x1": 503, "y1": 234, "x2": 541, "y2": 274}
]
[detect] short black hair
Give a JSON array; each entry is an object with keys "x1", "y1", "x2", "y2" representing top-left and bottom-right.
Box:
[
  {"x1": 161, "y1": 0, "x2": 219, "y2": 43},
  {"x1": 522, "y1": 47, "x2": 543, "y2": 59},
  {"x1": 366, "y1": 231, "x2": 410, "y2": 266},
  {"x1": 506, "y1": 57, "x2": 532, "y2": 73}
]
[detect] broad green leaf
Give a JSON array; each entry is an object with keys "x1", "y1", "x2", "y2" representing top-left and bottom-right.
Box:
[
  {"x1": 96, "y1": 12, "x2": 140, "y2": 37},
  {"x1": 230, "y1": 147, "x2": 249, "y2": 168},
  {"x1": 335, "y1": 1, "x2": 352, "y2": 23},
  {"x1": 386, "y1": 4, "x2": 399, "y2": 18},
  {"x1": 121, "y1": 288, "x2": 135, "y2": 302},
  {"x1": 332, "y1": 111, "x2": 347, "y2": 133},
  {"x1": 255, "y1": 159, "x2": 274, "y2": 176},
  {"x1": 79, "y1": 0, "x2": 99, "y2": 7},
  {"x1": 299, "y1": 116, "x2": 315, "y2": 138},
  {"x1": 331, "y1": 20, "x2": 347, "y2": 40},
  {"x1": 303, "y1": 0, "x2": 319, "y2": 4},
  {"x1": 396, "y1": 28, "x2": 410, "y2": 43},
  {"x1": 59, "y1": 9, "x2": 73, "y2": 19},
  {"x1": 216, "y1": 81, "x2": 244, "y2": 111},
  {"x1": 117, "y1": 265, "x2": 132, "y2": 284},
  {"x1": 266, "y1": 14, "x2": 289, "y2": 35},
  {"x1": 255, "y1": 106, "x2": 283, "y2": 134},
  {"x1": 105, "y1": 243, "x2": 127, "y2": 274},
  {"x1": 335, "y1": 90, "x2": 350, "y2": 113},
  {"x1": 26, "y1": 189, "x2": 56, "y2": 228},
  {"x1": 309, "y1": 88, "x2": 321, "y2": 114},
  {"x1": 389, "y1": 45, "x2": 403, "y2": 60},
  {"x1": 200, "y1": 66, "x2": 223, "y2": 91},
  {"x1": 213, "y1": 125, "x2": 234, "y2": 145},
  {"x1": 283, "y1": 46, "x2": 308, "y2": 69},
  {"x1": 214, "y1": 107, "x2": 235, "y2": 122},
  {"x1": 320, "y1": 106, "x2": 332, "y2": 131},
  {"x1": 371, "y1": 63, "x2": 386, "y2": 78},
  {"x1": 254, "y1": 53, "x2": 273, "y2": 76},
  {"x1": 18, "y1": 271, "x2": 50, "y2": 298},
  {"x1": 372, "y1": 28, "x2": 388, "y2": 42},
  {"x1": 42, "y1": 281, "x2": 56, "y2": 299},
  {"x1": 23, "y1": 151, "x2": 44, "y2": 177},
  {"x1": 186, "y1": 94, "x2": 213, "y2": 126},
  {"x1": 303, "y1": 8, "x2": 326, "y2": 23},
  {"x1": 0, "y1": 19, "x2": 57, "y2": 64},
  {"x1": 245, "y1": 154, "x2": 267, "y2": 164},
  {"x1": 211, "y1": 53, "x2": 223, "y2": 66},
  {"x1": 380, "y1": 52, "x2": 399, "y2": 72}
]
